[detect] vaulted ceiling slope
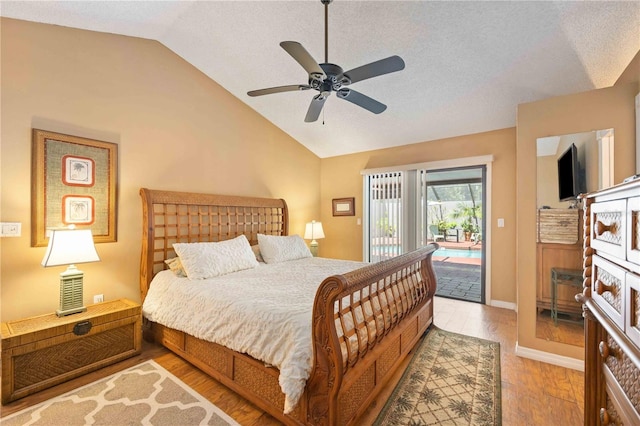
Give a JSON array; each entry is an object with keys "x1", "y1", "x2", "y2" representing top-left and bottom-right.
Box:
[{"x1": 2, "y1": 1, "x2": 639, "y2": 158}]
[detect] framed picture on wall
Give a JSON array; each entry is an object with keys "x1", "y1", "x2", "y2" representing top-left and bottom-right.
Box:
[
  {"x1": 332, "y1": 197, "x2": 355, "y2": 216},
  {"x1": 31, "y1": 129, "x2": 118, "y2": 247}
]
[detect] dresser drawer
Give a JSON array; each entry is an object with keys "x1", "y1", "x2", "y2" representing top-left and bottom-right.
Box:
[
  {"x1": 603, "y1": 375, "x2": 640, "y2": 426},
  {"x1": 601, "y1": 337, "x2": 640, "y2": 425},
  {"x1": 626, "y1": 273, "x2": 640, "y2": 348},
  {"x1": 627, "y1": 197, "x2": 640, "y2": 267},
  {"x1": 593, "y1": 256, "x2": 626, "y2": 330},
  {"x1": 592, "y1": 200, "x2": 627, "y2": 261}
]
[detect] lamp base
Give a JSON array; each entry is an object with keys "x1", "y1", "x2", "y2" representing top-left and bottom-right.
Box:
[
  {"x1": 310, "y1": 240, "x2": 319, "y2": 257},
  {"x1": 56, "y1": 305, "x2": 87, "y2": 317},
  {"x1": 57, "y1": 265, "x2": 86, "y2": 317}
]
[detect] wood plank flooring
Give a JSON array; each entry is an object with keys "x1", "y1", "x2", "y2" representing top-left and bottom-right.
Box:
[{"x1": 0, "y1": 297, "x2": 584, "y2": 425}]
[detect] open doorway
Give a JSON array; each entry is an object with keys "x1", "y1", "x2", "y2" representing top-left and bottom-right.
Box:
[{"x1": 423, "y1": 166, "x2": 486, "y2": 303}]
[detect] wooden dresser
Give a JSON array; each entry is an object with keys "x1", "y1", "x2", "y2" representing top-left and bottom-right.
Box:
[{"x1": 579, "y1": 179, "x2": 640, "y2": 425}]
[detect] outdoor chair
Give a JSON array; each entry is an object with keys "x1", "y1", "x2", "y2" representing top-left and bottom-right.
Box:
[{"x1": 429, "y1": 224, "x2": 445, "y2": 242}]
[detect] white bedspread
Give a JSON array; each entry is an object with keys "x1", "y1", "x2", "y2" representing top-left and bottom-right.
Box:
[{"x1": 142, "y1": 256, "x2": 366, "y2": 413}]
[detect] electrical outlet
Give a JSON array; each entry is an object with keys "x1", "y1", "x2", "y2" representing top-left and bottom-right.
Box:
[
  {"x1": 93, "y1": 294, "x2": 104, "y2": 303},
  {"x1": 0, "y1": 222, "x2": 21, "y2": 237}
]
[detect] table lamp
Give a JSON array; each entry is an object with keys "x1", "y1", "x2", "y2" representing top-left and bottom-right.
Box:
[
  {"x1": 304, "y1": 220, "x2": 325, "y2": 257},
  {"x1": 41, "y1": 228, "x2": 100, "y2": 317}
]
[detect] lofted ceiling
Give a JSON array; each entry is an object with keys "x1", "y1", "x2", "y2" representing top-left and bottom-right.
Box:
[{"x1": 1, "y1": 1, "x2": 639, "y2": 158}]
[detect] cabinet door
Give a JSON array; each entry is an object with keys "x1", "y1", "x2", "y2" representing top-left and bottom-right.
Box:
[{"x1": 536, "y1": 243, "x2": 582, "y2": 312}]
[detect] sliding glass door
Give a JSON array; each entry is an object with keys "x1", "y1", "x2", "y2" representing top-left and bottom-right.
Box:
[{"x1": 364, "y1": 165, "x2": 486, "y2": 303}]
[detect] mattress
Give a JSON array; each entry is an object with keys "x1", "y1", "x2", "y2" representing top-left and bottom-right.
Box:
[{"x1": 142, "y1": 256, "x2": 366, "y2": 413}]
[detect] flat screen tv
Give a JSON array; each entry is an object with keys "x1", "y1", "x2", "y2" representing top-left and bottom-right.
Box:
[{"x1": 557, "y1": 143, "x2": 584, "y2": 201}]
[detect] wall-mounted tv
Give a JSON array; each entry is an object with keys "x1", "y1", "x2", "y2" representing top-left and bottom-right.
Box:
[{"x1": 557, "y1": 143, "x2": 585, "y2": 201}]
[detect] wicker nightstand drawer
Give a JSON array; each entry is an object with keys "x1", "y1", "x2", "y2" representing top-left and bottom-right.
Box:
[{"x1": 1, "y1": 299, "x2": 141, "y2": 404}]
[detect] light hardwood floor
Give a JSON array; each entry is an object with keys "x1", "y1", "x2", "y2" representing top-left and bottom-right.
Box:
[{"x1": 0, "y1": 297, "x2": 584, "y2": 425}]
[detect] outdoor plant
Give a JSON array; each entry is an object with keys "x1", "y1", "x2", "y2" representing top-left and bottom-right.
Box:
[
  {"x1": 450, "y1": 202, "x2": 481, "y2": 239},
  {"x1": 461, "y1": 218, "x2": 478, "y2": 234},
  {"x1": 436, "y1": 219, "x2": 456, "y2": 233}
]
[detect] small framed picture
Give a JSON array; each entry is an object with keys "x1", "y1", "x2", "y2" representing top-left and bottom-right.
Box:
[
  {"x1": 62, "y1": 195, "x2": 95, "y2": 225},
  {"x1": 62, "y1": 155, "x2": 95, "y2": 186},
  {"x1": 332, "y1": 197, "x2": 355, "y2": 216}
]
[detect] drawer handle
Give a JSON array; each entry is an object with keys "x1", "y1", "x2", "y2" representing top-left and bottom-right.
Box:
[
  {"x1": 598, "y1": 341, "x2": 616, "y2": 359},
  {"x1": 595, "y1": 220, "x2": 618, "y2": 237},
  {"x1": 596, "y1": 280, "x2": 615, "y2": 296},
  {"x1": 600, "y1": 408, "x2": 610, "y2": 425}
]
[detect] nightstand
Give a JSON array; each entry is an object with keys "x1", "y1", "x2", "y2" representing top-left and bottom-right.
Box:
[{"x1": 1, "y1": 298, "x2": 141, "y2": 404}]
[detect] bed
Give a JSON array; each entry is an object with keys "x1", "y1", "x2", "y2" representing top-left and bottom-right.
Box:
[{"x1": 139, "y1": 188, "x2": 438, "y2": 425}]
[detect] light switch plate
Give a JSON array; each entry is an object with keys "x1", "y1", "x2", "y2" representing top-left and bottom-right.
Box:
[{"x1": 0, "y1": 222, "x2": 21, "y2": 237}]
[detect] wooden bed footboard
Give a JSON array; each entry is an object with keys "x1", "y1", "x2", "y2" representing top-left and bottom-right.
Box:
[
  {"x1": 307, "y1": 245, "x2": 437, "y2": 425},
  {"x1": 139, "y1": 188, "x2": 438, "y2": 425}
]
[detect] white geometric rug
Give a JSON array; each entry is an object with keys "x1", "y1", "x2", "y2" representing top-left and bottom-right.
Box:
[{"x1": 1, "y1": 360, "x2": 239, "y2": 426}]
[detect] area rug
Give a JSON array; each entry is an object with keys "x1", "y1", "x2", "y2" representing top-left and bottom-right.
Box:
[
  {"x1": 374, "y1": 327, "x2": 501, "y2": 425},
  {"x1": 1, "y1": 360, "x2": 239, "y2": 426}
]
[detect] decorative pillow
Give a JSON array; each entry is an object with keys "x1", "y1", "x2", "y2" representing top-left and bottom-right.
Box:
[
  {"x1": 251, "y1": 244, "x2": 264, "y2": 263},
  {"x1": 164, "y1": 257, "x2": 187, "y2": 277},
  {"x1": 173, "y1": 235, "x2": 259, "y2": 279},
  {"x1": 257, "y1": 234, "x2": 312, "y2": 264}
]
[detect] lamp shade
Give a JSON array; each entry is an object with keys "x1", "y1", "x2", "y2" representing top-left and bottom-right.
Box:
[
  {"x1": 304, "y1": 221, "x2": 325, "y2": 240},
  {"x1": 41, "y1": 229, "x2": 100, "y2": 267}
]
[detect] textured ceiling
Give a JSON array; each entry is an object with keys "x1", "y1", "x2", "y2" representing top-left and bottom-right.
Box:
[{"x1": 2, "y1": 1, "x2": 639, "y2": 158}]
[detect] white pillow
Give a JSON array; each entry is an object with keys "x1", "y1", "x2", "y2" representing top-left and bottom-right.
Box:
[
  {"x1": 257, "y1": 234, "x2": 312, "y2": 264},
  {"x1": 173, "y1": 235, "x2": 258, "y2": 279}
]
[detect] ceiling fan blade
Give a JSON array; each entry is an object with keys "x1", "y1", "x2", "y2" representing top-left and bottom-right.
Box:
[
  {"x1": 280, "y1": 41, "x2": 326, "y2": 80},
  {"x1": 305, "y1": 94, "x2": 329, "y2": 122},
  {"x1": 247, "y1": 84, "x2": 311, "y2": 97},
  {"x1": 337, "y1": 88, "x2": 386, "y2": 114},
  {"x1": 341, "y1": 55, "x2": 405, "y2": 85}
]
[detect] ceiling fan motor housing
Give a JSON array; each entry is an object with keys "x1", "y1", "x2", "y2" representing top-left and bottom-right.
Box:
[{"x1": 310, "y1": 63, "x2": 351, "y2": 93}]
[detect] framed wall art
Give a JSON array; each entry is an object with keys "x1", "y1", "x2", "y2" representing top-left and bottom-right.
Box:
[
  {"x1": 31, "y1": 129, "x2": 118, "y2": 247},
  {"x1": 332, "y1": 197, "x2": 355, "y2": 216}
]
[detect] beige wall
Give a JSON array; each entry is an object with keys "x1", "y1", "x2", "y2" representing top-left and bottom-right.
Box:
[
  {"x1": 0, "y1": 19, "x2": 321, "y2": 321},
  {"x1": 320, "y1": 128, "x2": 517, "y2": 304},
  {"x1": 517, "y1": 82, "x2": 639, "y2": 359}
]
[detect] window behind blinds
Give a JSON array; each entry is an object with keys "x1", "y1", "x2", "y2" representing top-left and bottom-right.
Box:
[{"x1": 364, "y1": 171, "x2": 403, "y2": 262}]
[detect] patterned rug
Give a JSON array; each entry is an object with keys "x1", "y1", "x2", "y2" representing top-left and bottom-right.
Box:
[
  {"x1": 1, "y1": 360, "x2": 239, "y2": 426},
  {"x1": 374, "y1": 327, "x2": 501, "y2": 425}
]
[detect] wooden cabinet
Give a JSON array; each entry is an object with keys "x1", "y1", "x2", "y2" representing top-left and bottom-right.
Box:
[
  {"x1": 1, "y1": 299, "x2": 141, "y2": 404},
  {"x1": 581, "y1": 180, "x2": 640, "y2": 425},
  {"x1": 536, "y1": 208, "x2": 584, "y2": 316},
  {"x1": 537, "y1": 242, "x2": 583, "y2": 316}
]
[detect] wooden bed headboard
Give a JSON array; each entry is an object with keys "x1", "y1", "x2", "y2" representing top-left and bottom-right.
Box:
[{"x1": 139, "y1": 188, "x2": 288, "y2": 301}]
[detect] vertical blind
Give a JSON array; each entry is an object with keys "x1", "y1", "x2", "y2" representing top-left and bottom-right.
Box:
[
  {"x1": 365, "y1": 171, "x2": 403, "y2": 262},
  {"x1": 418, "y1": 169, "x2": 429, "y2": 247}
]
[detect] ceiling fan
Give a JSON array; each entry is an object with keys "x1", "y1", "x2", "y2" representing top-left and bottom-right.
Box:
[{"x1": 247, "y1": 0, "x2": 405, "y2": 123}]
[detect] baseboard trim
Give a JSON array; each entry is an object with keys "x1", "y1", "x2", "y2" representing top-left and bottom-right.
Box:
[
  {"x1": 488, "y1": 299, "x2": 517, "y2": 311},
  {"x1": 515, "y1": 343, "x2": 584, "y2": 371}
]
